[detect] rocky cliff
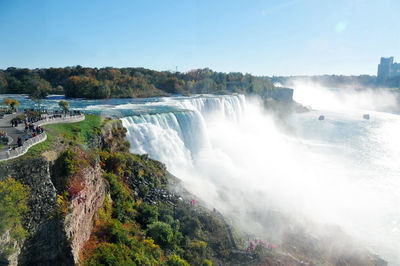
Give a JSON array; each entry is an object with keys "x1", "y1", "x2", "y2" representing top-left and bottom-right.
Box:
[{"x1": 0, "y1": 154, "x2": 106, "y2": 265}]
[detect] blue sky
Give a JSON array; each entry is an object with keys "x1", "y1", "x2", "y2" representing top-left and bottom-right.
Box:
[{"x1": 0, "y1": 0, "x2": 399, "y2": 75}]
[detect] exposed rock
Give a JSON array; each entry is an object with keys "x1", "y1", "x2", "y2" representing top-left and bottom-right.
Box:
[
  {"x1": 0, "y1": 230, "x2": 20, "y2": 266},
  {"x1": 63, "y1": 164, "x2": 105, "y2": 264}
]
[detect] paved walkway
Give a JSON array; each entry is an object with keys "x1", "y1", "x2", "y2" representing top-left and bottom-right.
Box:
[
  {"x1": 0, "y1": 113, "x2": 85, "y2": 161},
  {"x1": 0, "y1": 113, "x2": 23, "y2": 146}
]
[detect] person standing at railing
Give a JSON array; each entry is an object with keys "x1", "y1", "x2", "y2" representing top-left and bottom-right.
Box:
[{"x1": 17, "y1": 137, "x2": 22, "y2": 147}]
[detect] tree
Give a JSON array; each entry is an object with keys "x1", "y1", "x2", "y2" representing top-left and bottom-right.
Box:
[
  {"x1": 29, "y1": 79, "x2": 49, "y2": 112},
  {"x1": 58, "y1": 100, "x2": 70, "y2": 115},
  {"x1": 2, "y1": 98, "x2": 19, "y2": 110}
]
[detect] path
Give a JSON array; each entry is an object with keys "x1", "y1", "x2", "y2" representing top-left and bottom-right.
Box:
[
  {"x1": 0, "y1": 113, "x2": 23, "y2": 146},
  {"x1": 0, "y1": 114, "x2": 85, "y2": 161}
]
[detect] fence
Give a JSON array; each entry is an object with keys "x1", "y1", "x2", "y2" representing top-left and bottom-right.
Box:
[
  {"x1": 0, "y1": 133, "x2": 47, "y2": 161},
  {"x1": 36, "y1": 114, "x2": 85, "y2": 126},
  {"x1": 0, "y1": 114, "x2": 85, "y2": 161}
]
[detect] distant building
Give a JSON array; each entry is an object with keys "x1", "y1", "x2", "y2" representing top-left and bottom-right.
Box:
[{"x1": 377, "y1": 57, "x2": 400, "y2": 79}]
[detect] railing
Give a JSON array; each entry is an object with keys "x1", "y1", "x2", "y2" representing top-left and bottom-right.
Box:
[
  {"x1": 0, "y1": 114, "x2": 85, "y2": 161},
  {"x1": 0, "y1": 133, "x2": 47, "y2": 161},
  {"x1": 36, "y1": 114, "x2": 85, "y2": 126}
]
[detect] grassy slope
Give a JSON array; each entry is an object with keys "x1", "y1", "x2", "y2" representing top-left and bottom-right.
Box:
[{"x1": 24, "y1": 114, "x2": 102, "y2": 158}]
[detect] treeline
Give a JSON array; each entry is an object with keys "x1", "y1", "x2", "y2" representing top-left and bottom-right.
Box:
[{"x1": 0, "y1": 66, "x2": 275, "y2": 99}]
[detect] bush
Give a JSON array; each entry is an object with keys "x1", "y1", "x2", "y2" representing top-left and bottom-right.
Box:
[
  {"x1": 105, "y1": 153, "x2": 126, "y2": 175},
  {"x1": 84, "y1": 243, "x2": 133, "y2": 266},
  {"x1": 136, "y1": 203, "x2": 158, "y2": 228},
  {"x1": 55, "y1": 149, "x2": 76, "y2": 178},
  {"x1": 0, "y1": 178, "x2": 29, "y2": 257},
  {"x1": 181, "y1": 216, "x2": 201, "y2": 238},
  {"x1": 147, "y1": 222, "x2": 174, "y2": 248},
  {"x1": 108, "y1": 220, "x2": 130, "y2": 245},
  {"x1": 168, "y1": 254, "x2": 189, "y2": 266},
  {"x1": 184, "y1": 240, "x2": 208, "y2": 265},
  {"x1": 104, "y1": 173, "x2": 135, "y2": 222}
]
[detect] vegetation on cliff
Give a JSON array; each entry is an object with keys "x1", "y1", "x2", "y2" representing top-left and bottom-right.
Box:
[
  {"x1": 0, "y1": 66, "x2": 275, "y2": 99},
  {"x1": 78, "y1": 120, "x2": 233, "y2": 265},
  {"x1": 0, "y1": 178, "x2": 29, "y2": 258}
]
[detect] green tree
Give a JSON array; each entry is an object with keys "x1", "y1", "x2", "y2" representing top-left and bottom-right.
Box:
[
  {"x1": 58, "y1": 100, "x2": 70, "y2": 115},
  {"x1": 147, "y1": 222, "x2": 174, "y2": 248},
  {"x1": 29, "y1": 79, "x2": 50, "y2": 112},
  {"x1": 137, "y1": 203, "x2": 158, "y2": 228}
]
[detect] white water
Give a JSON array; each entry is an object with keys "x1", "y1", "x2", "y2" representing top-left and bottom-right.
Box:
[{"x1": 121, "y1": 92, "x2": 400, "y2": 265}]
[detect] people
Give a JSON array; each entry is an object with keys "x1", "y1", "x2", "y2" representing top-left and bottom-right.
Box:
[{"x1": 17, "y1": 137, "x2": 22, "y2": 147}]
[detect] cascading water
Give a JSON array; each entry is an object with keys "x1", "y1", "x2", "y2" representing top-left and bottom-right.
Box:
[
  {"x1": 120, "y1": 92, "x2": 399, "y2": 265},
  {"x1": 121, "y1": 95, "x2": 246, "y2": 171}
]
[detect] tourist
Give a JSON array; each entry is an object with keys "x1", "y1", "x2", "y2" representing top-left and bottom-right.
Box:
[{"x1": 17, "y1": 137, "x2": 22, "y2": 147}]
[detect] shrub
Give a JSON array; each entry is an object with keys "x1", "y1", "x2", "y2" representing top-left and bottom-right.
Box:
[
  {"x1": 108, "y1": 220, "x2": 130, "y2": 245},
  {"x1": 184, "y1": 240, "x2": 208, "y2": 265},
  {"x1": 181, "y1": 216, "x2": 201, "y2": 238},
  {"x1": 105, "y1": 153, "x2": 126, "y2": 175},
  {"x1": 84, "y1": 243, "x2": 133, "y2": 266},
  {"x1": 167, "y1": 254, "x2": 189, "y2": 266},
  {"x1": 136, "y1": 203, "x2": 158, "y2": 228},
  {"x1": 56, "y1": 149, "x2": 76, "y2": 178},
  {"x1": 0, "y1": 178, "x2": 29, "y2": 257},
  {"x1": 203, "y1": 259, "x2": 212, "y2": 266},
  {"x1": 104, "y1": 172, "x2": 135, "y2": 222},
  {"x1": 147, "y1": 222, "x2": 174, "y2": 248}
]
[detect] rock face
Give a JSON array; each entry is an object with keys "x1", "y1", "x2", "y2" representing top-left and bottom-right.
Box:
[
  {"x1": 0, "y1": 156, "x2": 106, "y2": 266},
  {"x1": 63, "y1": 164, "x2": 105, "y2": 264},
  {"x1": 0, "y1": 230, "x2": 20, "y2": 266}
]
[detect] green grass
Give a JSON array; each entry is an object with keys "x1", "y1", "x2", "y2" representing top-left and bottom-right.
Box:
[
  {"x1": 24, "y1": 114, "x2": 102, "y2": 158},
  {"x1": 44, "y1": 114, "x2": 101, "y2": 143}
]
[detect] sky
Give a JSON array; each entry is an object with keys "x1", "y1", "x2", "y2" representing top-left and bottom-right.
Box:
[{"x1": 0, "y1": 0, "x2": 399, "y2": 76}]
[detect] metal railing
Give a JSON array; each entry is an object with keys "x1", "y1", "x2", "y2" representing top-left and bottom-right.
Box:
[
  {"x1": 0, "y1": 133, "x2": 47, "y2": 161},
  {"x1": 0, "y1": 114, "x2": 85, "y2": 161},
  {"x1": 35, "y1": 114, "x2": 85, "y2": 126}
]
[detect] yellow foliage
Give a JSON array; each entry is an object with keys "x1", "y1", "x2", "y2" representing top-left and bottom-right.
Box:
[{"x1": 2, "y1": 98, "x2": 19, "y2": 108}]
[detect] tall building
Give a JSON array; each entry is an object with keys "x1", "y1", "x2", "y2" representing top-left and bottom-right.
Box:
[{"x1": 377, "y1": 57, "x2": 400, "y2": 79}]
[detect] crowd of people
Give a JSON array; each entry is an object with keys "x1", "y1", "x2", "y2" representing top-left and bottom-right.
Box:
[
  {"x1": 2, "y1": 107, "x2": 82, "y2": 154},
  {"x1": 7, "y1": 113, "x2": 45, "y2": 152}
]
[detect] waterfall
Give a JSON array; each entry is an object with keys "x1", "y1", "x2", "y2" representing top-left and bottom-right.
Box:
[
  {"x1": 120, "y1": 92, "x2": 400, "y2": 264},
  {"x1": 120, "y1": 94, "x2": 246, "y2": 171}
]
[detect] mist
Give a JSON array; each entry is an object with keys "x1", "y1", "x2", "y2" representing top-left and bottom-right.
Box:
[{"x1": 121, "y1": 90, "x2": 400, "y2": 264}]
